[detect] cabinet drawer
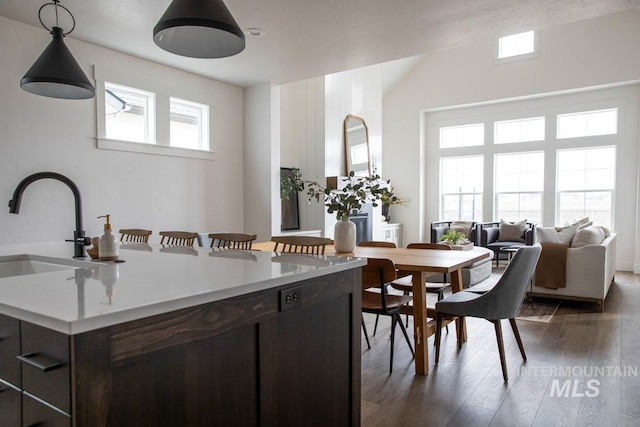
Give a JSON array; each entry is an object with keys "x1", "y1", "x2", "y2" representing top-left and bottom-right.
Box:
[
  {"x1": 0, "y1": 380, "x2": 21, "y2": 427},
  {"x1": 23, "y1": 392, "x2": 71, "y2": 427},
  {"x1": 20, "y1": 322, "x2": 70, "y2": 414},
  {"x1": 0, "y1": 314, "x2": 21, "y2": 387}
]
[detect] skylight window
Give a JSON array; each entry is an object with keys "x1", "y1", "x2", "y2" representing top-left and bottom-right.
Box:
[{"x1": 498, "y1": 31, "x2": 535, "y2": 59}]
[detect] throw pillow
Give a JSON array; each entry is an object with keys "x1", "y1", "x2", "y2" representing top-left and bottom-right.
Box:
[
  {"x1": 599, "y1": 225, "x2": 612, "y2": 238},
  {"x1": 570, "y1": 225, "x2": 605, "y2": 248},
  {"x1": 497, "y1": 219, "x2": 526, "y2": 243},
  {"x1": 450, "y1": 220, "x2": 473, "y2": 237},
  {"x1": 536, "y1": 227, "x2": 559, "y2": 244}
]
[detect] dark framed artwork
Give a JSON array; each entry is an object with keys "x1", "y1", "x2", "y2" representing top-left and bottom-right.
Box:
[{"x1": 280, "y1": 167, "x2": 300, "y2": 231}]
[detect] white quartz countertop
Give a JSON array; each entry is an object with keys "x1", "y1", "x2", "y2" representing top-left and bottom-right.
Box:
[{"x1": 0, "y1": 242, "x2": 366, "y2": 335}]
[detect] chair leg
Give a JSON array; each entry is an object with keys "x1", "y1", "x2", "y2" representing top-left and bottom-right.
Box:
[
  {"x1": 456, "y1": 316, "x2": 465, "y2": 350},
  {"x1": 509, "y1": 318, "x2": 527, "y2": 361},
  {"x1": 396, "y1": 313, "x2": 414, "y2": 356},
  {"x1": 389, "y1": 314, "x2": 397, "y2": 374},
  {"x1": 435, "y1": 313, "x2": 443, "y2": 364},
  {"x1": 493, "y1": 320, "x2": 509, "y2": 382},
  {"x1": 373, "y1": 314, "x2": 380, "y2": 336},
  {"x1": 437, "y1": 290, "x2": 449, "y2": 334},
  {"x1": 361, "y1": 315, "x2": 371, "y2": 350}
]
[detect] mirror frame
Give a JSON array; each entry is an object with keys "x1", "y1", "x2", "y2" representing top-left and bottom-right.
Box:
[{"x1": 343, "y1": 114, "x2": 371, "y2": 177}]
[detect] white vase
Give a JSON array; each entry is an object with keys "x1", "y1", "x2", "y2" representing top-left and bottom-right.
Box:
[{"x1": 334, "y1": 216, "x2": 356, "y2": 253}]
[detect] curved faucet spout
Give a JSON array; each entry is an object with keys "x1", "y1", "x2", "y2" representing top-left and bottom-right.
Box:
[{"x1": 8, "y1": 172, "x2": 88, "y2": 258}]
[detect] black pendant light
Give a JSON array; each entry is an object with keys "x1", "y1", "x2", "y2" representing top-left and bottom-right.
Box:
[
  {"x1": 153, "y1": 0, "x2": 245, "y2": 59},
  {"x1": 20, "y1": 1, "x2": 95, "y2": 100}
]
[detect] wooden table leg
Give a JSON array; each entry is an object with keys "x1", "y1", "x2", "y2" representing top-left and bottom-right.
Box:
[
  {"x1": 412, "y1": 271, "x2": 429, "y2": 375},
  {"x1": 449, "y1": 269, "x2": 467, "y2": 342}
]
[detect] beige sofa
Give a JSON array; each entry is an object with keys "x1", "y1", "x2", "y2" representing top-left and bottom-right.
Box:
[{"x1": 529, "y1": 233, "x2": 616, "y2": 312}]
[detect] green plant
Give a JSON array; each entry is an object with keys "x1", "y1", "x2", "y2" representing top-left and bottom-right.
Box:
[
  {"x1": 439, "y1": 229, "x2": 466, "y2": 244},
  {"x1": 280, "y1": 168, "x2": 391, "y2": 220},
  {"x1": 379, "y1": 185, "x2": 409, "y2": 207}
]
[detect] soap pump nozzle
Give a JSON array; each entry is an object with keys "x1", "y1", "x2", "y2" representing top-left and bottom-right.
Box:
[{"x1": 98, "y1": 214, "x2": 112, "y2": 230}]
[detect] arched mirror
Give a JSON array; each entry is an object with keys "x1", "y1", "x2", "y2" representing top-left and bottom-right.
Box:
[{"x1": 344, "y1": 114, "x2": 371, "y2": 177}]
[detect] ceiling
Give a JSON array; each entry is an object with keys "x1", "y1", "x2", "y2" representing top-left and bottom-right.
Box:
[{"x1": 1, "y1": 0, "x2": 639, "y2": 88}]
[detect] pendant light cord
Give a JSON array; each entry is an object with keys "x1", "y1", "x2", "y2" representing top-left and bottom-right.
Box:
[{"x1": 38, "y1": 0, "x2": 76, "y2": 35}]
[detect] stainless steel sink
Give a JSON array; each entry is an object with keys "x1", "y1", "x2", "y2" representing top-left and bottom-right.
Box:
[{"x1": 0, "y1": 254, "x2": 103, "y2": 279}]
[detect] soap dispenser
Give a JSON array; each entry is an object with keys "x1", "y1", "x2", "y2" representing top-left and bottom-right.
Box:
[{"x1": 98, "y1": 214, "x2": 119, "y2": 261}]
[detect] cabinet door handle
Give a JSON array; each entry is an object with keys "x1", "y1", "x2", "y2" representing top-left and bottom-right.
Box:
[{"x1": 16, "y1": 352, "x2": 64, "y2": 372}]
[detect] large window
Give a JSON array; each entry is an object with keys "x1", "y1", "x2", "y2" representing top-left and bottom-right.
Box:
[
  {"x1": 441, "y1": 156, "x2": 483, "y2": 221},
  {"x1": 557, "y1": 147, "x2": 615, "y2": 227},
  {"x1": 495, "y1": 152, "x2": 544, "y2": 224}
]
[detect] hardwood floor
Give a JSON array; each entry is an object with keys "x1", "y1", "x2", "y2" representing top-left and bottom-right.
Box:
[{"x1": 361, "y1": 271, "x2": 640, "y2": 427}]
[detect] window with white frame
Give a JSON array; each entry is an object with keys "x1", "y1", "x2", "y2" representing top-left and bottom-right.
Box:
[
  {"x1": 498, "y1": 31, "x2": 535, "y2": 59},
  {"x1": 494, "y1": 116, "x2": 545, "y2": 144},
  {"x1": 96, "y1": 67, "x2": 214, "y2": 160},
  {"x1": 556, "y1": 146, "x2": 615, "y2": 227},
  {"x1": 495, "y1": 152, "x2": 544, "y2": 224},
  {"x1": 557, "y1": 108, "x2": 617, "y2": 139},
  {"x1": 105, "y1": 82, "x2": 155, "y2": 144},
  {"x1": 441, "y1": 156, "x2": 483, "y2": 221},
  {"x1": 170, "y1": 97, "x2": 210, "y2": 151},
  {"x1": 439, "y1": 123, "x2": 484, "y2": 149}
]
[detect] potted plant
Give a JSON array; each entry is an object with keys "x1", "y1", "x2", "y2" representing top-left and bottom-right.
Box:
[
  {"x1": 439, "y1": 229, "x2": 467, "y2": 245},
  {"x1": 281, "y1": 169, "x2": 392, "y2": 252},
  {"x1": 379, "y1": 185, "x2": 408, "y2": 222}
]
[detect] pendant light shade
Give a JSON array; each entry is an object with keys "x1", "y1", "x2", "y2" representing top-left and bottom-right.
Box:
[
  {"x1": 153, "y1": 0, "x2": 245, "y2": 58},
  {"x1": 20, "y1": 1, "x2": 95, "y2": 100},
  {"x1": 21, "y1": 27, "x2": 95, "y2": 99}
]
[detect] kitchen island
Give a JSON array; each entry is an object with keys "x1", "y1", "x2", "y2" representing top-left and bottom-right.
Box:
[{"x1": 0, "y1": 242, "x2": 365, "y2": 426}]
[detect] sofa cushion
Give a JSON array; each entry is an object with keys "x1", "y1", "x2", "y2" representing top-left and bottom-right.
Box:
[
  {"x1": 571, "y1": 225, "x2": 605, "y2": 248},
  {"x1": 537, "y1": 223, "x2": 579, "y2": 245},
  {"x1": 497, "y1": 219, "x2": 526, "y2": 243}
]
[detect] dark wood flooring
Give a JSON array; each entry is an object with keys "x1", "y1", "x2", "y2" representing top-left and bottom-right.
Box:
[{"x1": 360, "y1": 271, "x2": 640, "y2": 427}]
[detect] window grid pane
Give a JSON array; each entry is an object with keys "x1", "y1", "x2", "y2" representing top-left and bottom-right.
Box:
[
  {"x1": 498, "y1": 31, "x2": 535, "y2": 58},
  {"x1": 557, "y1": 108, "x2": 618, "y2": 139},
  {"x1": 170, "y1": 97, "x2": 209, "y2": 151},
  {"x1": 441, "y1": 155, "x2": 483, "y2": 221},
  {"x1": 495, "y1": 117, "x2": 545, "y2": 144},
  {"x1": 495, "y1": 151, "x2": 544, "y2": 222},
  {"x1": 105, "y1": 82, "x2": 154, "y2": 144},
  {"x1": 439, "y1": 123, "x2": 484, "y2": 148}
]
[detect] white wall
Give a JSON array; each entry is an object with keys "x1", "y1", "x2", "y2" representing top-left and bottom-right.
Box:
[
  {"x1": 383, "y1": 10, "x2": 640, "y2": 269},
  {"x1": 0, "y1": 17, "x2": 244, "y2": 246},
  {"x1": 244, "y1": 83, "x2": 281, "y2": 241},
  {"x1": 279, "y1": 78, "x2": 325, "y2": 233}
]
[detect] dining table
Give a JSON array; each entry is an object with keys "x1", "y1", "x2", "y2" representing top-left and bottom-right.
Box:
[{"x1": 252, "y1": 241, "x2": 491, "y2": 375}]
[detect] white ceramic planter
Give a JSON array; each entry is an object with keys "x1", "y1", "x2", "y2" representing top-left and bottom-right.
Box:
[{"x1": 334, "y1": 217, "x2": 356, "y2": 253}]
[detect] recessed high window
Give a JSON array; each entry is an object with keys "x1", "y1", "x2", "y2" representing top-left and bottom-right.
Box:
[
  {"x1": 441, "y1": 156, "x2": 483, "y2": 221},
  {"x1": 557, "y1": 108, "x2": 618, "y2": 139},
  {"x1": 170, "y1": 97, "x2": 210, "y2": 151},
  {"x1": 557, "y1": 146, "x2": 615, "y2": 227},
  {"x1": 439, "y1": 123, "x2": 484, "y2": 148},
  {"x1": 105, "y1": 82, "x2": 155, "y2": 144},
  {"x1": 495, "y1": 117, "x2": 545, "y2": 144},
  {"x1": 495, "y1": 152, "x2": 544, "y2": 224},
  {"x1": 498, "y1": 31, "x2": 535, "y2": 59}
]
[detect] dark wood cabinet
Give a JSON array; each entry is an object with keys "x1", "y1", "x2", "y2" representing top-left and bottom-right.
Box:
[
  {"x1": 1, "y1": 268, "x2": 361, "y2": 426},
  {"x1": 0, "y1": 314, "x2": 21, "y2": 388},
  {"x1": 0, "y1": 381, "x2": 21, "y2": 427}
]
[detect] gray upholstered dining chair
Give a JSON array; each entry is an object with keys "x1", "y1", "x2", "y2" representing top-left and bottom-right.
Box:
[{"x1": 434, "y1": 245, "x2": 541, "y2": 382}]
